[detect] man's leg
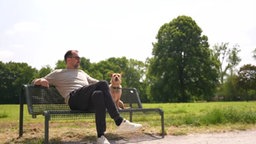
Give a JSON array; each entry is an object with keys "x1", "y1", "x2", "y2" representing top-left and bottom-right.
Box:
[
  {"x1": 68, "y1": 81, "x2": 122, "y2": 137},
  {"x1": 91, "y1": 91, "x2": 106, "y2": 137},
  {"x1": 94, "y1": 81, "x2": 143, "y2": 134},
  {"x1": 69, "y1": 85, "x2": 108, "y2": 137},
  {"x1": 68, "y1": 85, "x2": 95, "y2": 110},
  {"x1": 94, "y1": 81, "x2": 123, "y2": 125},
  {"x1": 69, "y1": 81, "x2": 141, "y2": 136}
]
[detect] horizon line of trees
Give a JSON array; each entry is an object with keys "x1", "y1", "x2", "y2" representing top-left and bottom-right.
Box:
[{"x1": 1, "y1": 15, "x2": 256, "y2": 104}]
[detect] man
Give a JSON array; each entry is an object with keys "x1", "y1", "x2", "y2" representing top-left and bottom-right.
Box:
[{"x1": 33, "y1": 50, "x2": 142, "y2": 144}]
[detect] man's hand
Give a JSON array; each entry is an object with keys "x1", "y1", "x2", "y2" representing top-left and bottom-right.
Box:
[{"x1": 33, "y1": 78, "x2": 49, "y2": 88}]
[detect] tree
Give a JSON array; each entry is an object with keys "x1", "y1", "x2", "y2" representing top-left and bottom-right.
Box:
[
  {"x1": 55, "y1": 60, "x2": 66, "y2": 69},
  {"x1": 237, "y1": 64, "x2": 256, "y2": 101},
  {"x1": 221, "y1": 74, "x2": 241, "y2": 101},
  {"x1": 212, "y1": 43, "x2": 230, "y2": 84},
  {"x1": 123, "y1": 59, "x2": 148, "y2": 102},
  {"x1": 94, "y1": 58, "x2": 124, "y2": 80},
  {"x1": 0, "y1": 62, "x2": 37, "y2": 104},
  {"x1": 147, "y1": 15, "x2": 219, "y2": 102},
  {"x1": 212, "y1": 43, "x2": 241, "y2": 84},
  {"x1": 227, "y1": 44, "x2": 241, "y2": 76},
  {"x1": 212, "y1": 43, "x2": 241, "y2": 101},
  {"x1": 36, "y1": 65, "x2": 53, "y2": 78},
  {"x1": 80, "y1": 57, "x2": 94, "y2": 74}
]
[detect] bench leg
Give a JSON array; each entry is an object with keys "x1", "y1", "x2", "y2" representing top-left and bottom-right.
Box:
[
  {"x1": 129, "y1": 111, "x2": 133, "y2": 122},
  {"x1": 44, "y1": 114, "x2": 50, "y2": 144},
  {"x1": 19, "y1": 102, "x2": 24, "y2": 137},
  {"x1": 161, "y1": 112, "x2": 165, "y2": 138},
  {"x1": 19, "y1": 89, "x2": 24, "y2": 137}
]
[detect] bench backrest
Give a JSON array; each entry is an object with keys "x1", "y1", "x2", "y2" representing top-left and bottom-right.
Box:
[
  {"x1": 22, "y1": 85, "x2": 69, "y2": 117},
  {"x1": 22, "y1": 84, "x2": 143, "y2": 117},
  {"x1": 120, "y1": 88, "x2": 143, "y2": 109}
]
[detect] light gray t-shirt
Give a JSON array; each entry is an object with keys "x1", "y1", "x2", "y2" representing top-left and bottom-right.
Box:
[{"x1": 44, "y1": 69, "x2": 98, "y2": 102}]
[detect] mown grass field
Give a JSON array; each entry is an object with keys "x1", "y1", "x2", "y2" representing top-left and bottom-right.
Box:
[{"x1": 1, "y1": 102, "x2": 256, "y2": 143}]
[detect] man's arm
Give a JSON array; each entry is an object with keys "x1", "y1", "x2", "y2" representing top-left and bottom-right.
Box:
[{"x1": 32, "y1": 78, "x2": 49, "y2": 88}]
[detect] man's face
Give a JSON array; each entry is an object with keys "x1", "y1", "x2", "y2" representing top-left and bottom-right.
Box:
[{"x1": 68, "y1": 51, "x2": 80, "y2": 69}]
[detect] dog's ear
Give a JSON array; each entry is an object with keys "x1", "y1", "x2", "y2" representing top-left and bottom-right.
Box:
[{"x1": 109, "y1": 73, "x2": 113, "y2": 77}]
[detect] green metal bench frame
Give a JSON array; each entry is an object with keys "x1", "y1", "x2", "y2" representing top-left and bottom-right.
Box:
[{"x1": 19, "y1": 84, "x2": 164, "y2": 143}]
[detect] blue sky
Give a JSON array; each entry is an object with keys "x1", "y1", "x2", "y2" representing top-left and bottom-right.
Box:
[{"x1": 0, "y1": 0, "x2": 255, "y2": 69}]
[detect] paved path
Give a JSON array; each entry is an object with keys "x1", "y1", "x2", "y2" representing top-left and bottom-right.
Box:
[{"x1": 111, "y1": 130, "x2": 256, "y2": 144}]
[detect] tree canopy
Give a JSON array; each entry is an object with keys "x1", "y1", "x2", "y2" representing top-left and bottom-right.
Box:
[
  {"x1": 0, "y1": 61, "x2": 37, "y2": 103},
  {"x1": 147, "y1": 15, "x2": 219, "y2": 102}
]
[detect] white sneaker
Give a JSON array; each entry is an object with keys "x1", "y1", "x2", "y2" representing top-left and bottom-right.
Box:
[
  {"x1": 116, "y1": 119, "x2": 142, "y2": 133},
  {"x1": 97, "y1": 135, "x2": 110, "y2": 144}
]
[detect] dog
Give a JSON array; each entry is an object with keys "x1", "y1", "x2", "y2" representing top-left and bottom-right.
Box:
[{"x1": 109, "y1": 73, "x2": 125, "y2": 110}]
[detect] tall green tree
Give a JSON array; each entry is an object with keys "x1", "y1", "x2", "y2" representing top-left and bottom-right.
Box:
[
  {"x1": 94, "y1": 57, "x2": 124, "y2": 81},
  {"x1": 55, "y1": 60, "x2": 66, "y2": 69},
  {"x1": 222, "y1": 74, "x2": 241, "y2": 101},
  {"x1": 80, "y1": 57, "x2": 94, "y2": 74},
  {"x1": 227, "y1": 44, "x2": 241, "y2": 76},
  {"x1": 212, "y1": 43, "x2": 241, "y2": 101},
  {"x1": 36, "y1": 65, "x2": 53, "y2": 78},
  {"x1": 0, "y1": 62, "x2": 37, "y2": 103},
  {"x1": 212, "y1": 43, "x2": 241, "y2": 84},
  {"x1": 237, "y1": 64, "x2": 256, "y2": 101},
  {"x1": 147, "y1": 15, "x2": 219, "y2": 102},
  {"x1": 123, "y1": 59, "x2": 148, "y2": 102},
  {"x1": 212, "y1": 43, "x2": 230, "y2": 84}
]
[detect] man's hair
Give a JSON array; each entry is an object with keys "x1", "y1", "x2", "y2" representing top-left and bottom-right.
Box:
[{"x1": 64, "y1": 50, "x2": 78, "y2": 63}]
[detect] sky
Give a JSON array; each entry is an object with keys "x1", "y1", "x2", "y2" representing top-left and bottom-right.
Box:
[{"x1": 0, "y1": 0, "x2": 255, "y2": 70}]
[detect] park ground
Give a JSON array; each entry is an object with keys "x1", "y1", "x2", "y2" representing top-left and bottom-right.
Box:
[{"x1": 1, "y1": 121, "x2": 256, "y2": 144}]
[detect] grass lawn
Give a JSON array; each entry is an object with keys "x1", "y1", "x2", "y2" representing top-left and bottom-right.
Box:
[{"x1": 0, "y1": 102, "x2": 256, "y2": 143}]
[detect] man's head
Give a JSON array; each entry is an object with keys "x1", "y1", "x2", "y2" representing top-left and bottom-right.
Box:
[{"x1": 64, "y1": 50, "x2": 80, "y2": 69}]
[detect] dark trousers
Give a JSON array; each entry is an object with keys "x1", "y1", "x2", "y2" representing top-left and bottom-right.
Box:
[{"x1": 68, "y1": 80, "x2": 121, "y2": 136}]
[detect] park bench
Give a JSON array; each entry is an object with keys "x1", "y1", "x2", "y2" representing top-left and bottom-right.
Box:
[{"x1": 19, "y1": 84, "x2": 164, "y2": 143}]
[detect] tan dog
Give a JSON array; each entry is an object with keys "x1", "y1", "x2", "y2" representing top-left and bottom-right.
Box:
[{"x1": 109, "y1": 73, "x2": 124, "y2": 109}]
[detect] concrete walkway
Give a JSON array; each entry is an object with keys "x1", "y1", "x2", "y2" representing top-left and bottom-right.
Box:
[{"x1": 110, "y1": 130, "x2": 256, "y2": 144}]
